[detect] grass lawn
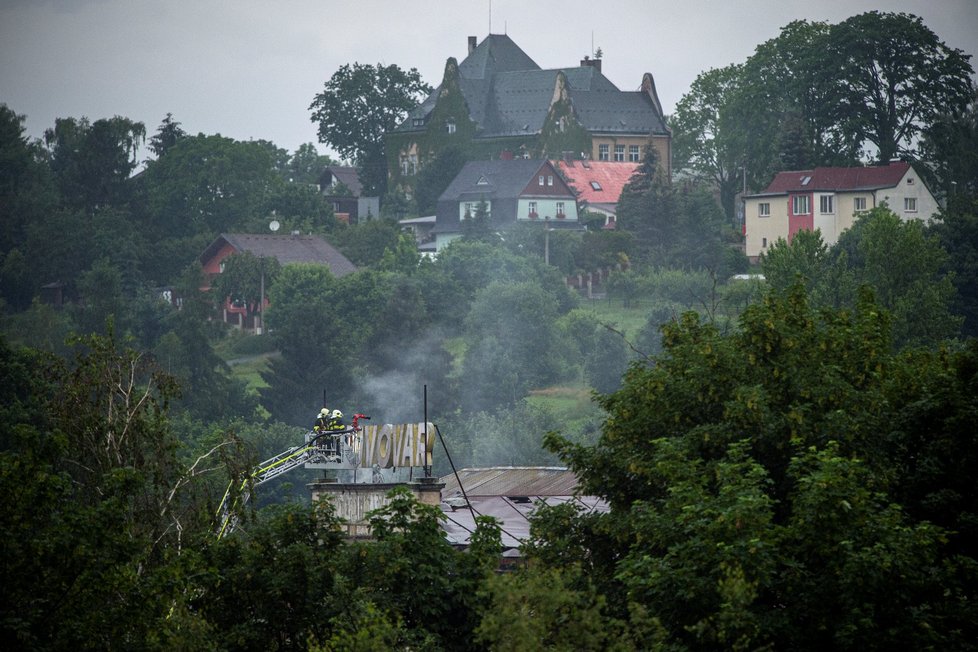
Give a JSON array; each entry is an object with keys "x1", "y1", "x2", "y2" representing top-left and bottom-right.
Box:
[
  {"x1": 227, "y1": 352, "x2": 277, "y2": 394},
  {"x1": 577, "y1": 296, "x2": 650, "y2": 340}
]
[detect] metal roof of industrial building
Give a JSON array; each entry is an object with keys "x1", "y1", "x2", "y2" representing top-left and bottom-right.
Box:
[{"x1": 438, "y1": 467, "x2": 609, "y2": 553}]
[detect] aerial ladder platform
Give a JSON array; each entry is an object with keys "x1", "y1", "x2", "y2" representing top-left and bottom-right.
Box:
[{"x1": 215, "y1": 417, "x2": 367, "y2": 539}]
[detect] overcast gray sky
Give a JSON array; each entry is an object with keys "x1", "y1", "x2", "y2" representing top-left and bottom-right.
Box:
[{"x1": 2, "y1": 0, "x2": 976, "y2": 163}]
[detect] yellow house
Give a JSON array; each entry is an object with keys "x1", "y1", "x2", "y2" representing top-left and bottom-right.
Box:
[{"x1": 743, "y1": 161, "x2": 939, "y2": 262}]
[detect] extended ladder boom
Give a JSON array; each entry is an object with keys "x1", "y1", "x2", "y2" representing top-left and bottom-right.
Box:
[{"x1": 215, "y1": 431, "x2": 350, "y2": 538}]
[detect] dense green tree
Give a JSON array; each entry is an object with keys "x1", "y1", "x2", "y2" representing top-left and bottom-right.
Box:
[
  {"x1": 761, "y1": 228, "x2": 831, "y2": 295},
  {"x1": 259, "y1": 266, "x2": 402, "y2": 423},
  {"x1": 141, "y1": 133, "x2": 280, "y2": 238},
  {"x1": 534, "y1": 285, "x2": 978, "y2": 649},
  {"x1": 734, "y1": 19, "x2": 848, "y2": 184},
  {"x1": 343, "y1": 487, "x2": 501, "y2": 651},
  {"x1": 461, "y1": 198, "x2": 496, "y2": 243},
  {"x1": 210, "y1": 251, "x2": 282, "y2": 322},
  {"x1": 413, "y1": 144, "x2": 469, "y2": 214},
  {"x1": 309, "y1": 62, "x2": 431, "y2": 196},
  {"x1": 72, "y1": 257, "x2": 124, "y2": 335},
  {"x1": 831, "y1": 207, "x2": 961, "y2": 347},
  {"x1": 327, "y1": 218, "x2": 402, "y2": 267},
  {"x1": 265, "y1": 182, "x2": 337, "y2": 235},
  {"x1": 0, "y1": 104, "x2": 57, "y2": 257},
  {"x1": 287, "y1": 142, "x2": 336, "y2": 185},
  {"x1": 820, "y1": 11, "x2": 975, "y2": 163},
  {"x1": 671, "y1": 65, "x2": 745, "y2": 224},
  {"x1": 43, "y1": 115, "x2": 145, "y2": 212},
  {"x1": 616, "y1": 146, "x2": 679, "y2": 265},
  {"x1": 461, "y1": 280, "x2": 573, "y2": 411},
  {"x1": 0, "y1": 248, "x2": 33, "y2": 311},
  {"x1": 584, "y1": 325, "x2": 629, "y2": 394},
  {"x1": 195, "y1": 500, "x2": 347, "y2": 650},
  {"x1": 931, "y1": 201, "x2": 978, "y2": 337},
  {"x1": 0, "y1": 332, "x2": 221, "y2": 648},
  {"x1": 148, "y1": 112, "x2": 187, "y2": 158}
]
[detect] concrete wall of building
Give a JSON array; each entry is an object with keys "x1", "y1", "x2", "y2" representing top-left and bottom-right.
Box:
[{"x1": 310, "y1": 480, "x2": 444, "y2": 538}]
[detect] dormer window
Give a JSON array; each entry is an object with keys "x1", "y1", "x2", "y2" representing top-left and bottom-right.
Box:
[
  {"x1": 477, "y1": 175, "x2": 489, "y2": 186},
  {"x1": 447, "y1": 120, "x2": 456, "y2": 134},
  {"x1": 412, "y1": 118, "x2": 424, "y2": 127}
]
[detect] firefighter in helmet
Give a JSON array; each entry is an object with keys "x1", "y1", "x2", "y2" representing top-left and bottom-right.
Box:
[
  {"x1": 327, "y1": 409, "x2": 346, "y2": 431},
  {"x1": 313, "y1": 408, "x2": 330, "y2": 434}
]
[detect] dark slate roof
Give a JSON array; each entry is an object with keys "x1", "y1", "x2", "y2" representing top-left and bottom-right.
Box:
[
  {"x1": 201, "y1": 233, "x2": 357, "y2": 277},
  {"x1": 570, "y1": 88, "x2": 664, "y2": 134},
  {"x1": 396, "y1": 34, "x2": 668, "y2": 138},
  {"x1": 433, "y1": 159, "x2": 578, "y2": 234},
  {"x1": 438, "y1": 159, "x2": 547, "y2": 202},
  {"x1": 322, "y1": 166, "x2": 363, "y2": 196},
  {"x1": 752, "y1": 162, "x2": 912, "y2": 197},
  {"x1": 457, "y1": 34, "x2": 540, "y2": 80}
]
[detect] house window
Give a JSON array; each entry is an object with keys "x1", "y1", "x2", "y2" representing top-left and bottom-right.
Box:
[
  {"x1": 599, "y1": 144, "x2": 609, "y2": 161},
  {"x1": 614, "y1": 144, "x2": 625, "y2": 162},
  {"x1": 412, "y1": 118, "x2": 424, "y2": 127},
  {"x1": 447, "y1": 120, "x2": 456, "y2": 134},
  {"x1": 332, "y1": 202, "x2": 341, "y2": 212},
  {"x1": 854, "y1": 197, "x2": 867, "y2": 211},
  {"x1": 762, "y1": 237, "x2": 768, "y2": 248},
  {"x1": 904, "y1": 197, "x2": 917, "y2": 212},
  {"x1": 401, "y1": 159, "x2": 410, "y2": 175},
  {"x1": 629, "y1": 145, "x2": 640, "y2": 162},
  {"x1": 464, "y1": 202, "x2": 473, "y2": 218},
  {"x1": 819, "y1": 195, "x2": 834, "y2": 214},
  {"x1": 556, "y1": 201, "x2": 565, "y2": 216},
  {"x1": 758, "y1": 202, "x2": 770, "y2": 217},
  {"x1": 409, "y1": 154, "x2": 417, "y2": 175},
  {"x1": 539, "y1": 175, "x2": 545, "y2": 186},
  {"x1": 547, "y1": 175, "x2": 553, "y2": 186},
  {"x1": 907, "y1": 177, "x2": 914, "y2": 185},
  {"x1": 792, "y1": 195, "x2": 810, "y2": 215},
  {"x1": 528, "y1": 201, "x2": 538, "y2": 217}
]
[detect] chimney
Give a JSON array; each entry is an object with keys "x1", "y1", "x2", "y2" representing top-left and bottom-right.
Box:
[
  {"x1": 468, "y1": 36, "x2": 477, "y2": 54},
  {"x1": 580, "y1": 56, "x2": 602, "y2": 73},
  {"x1": 500, "y1": 149, "x2": 514, "y2": 160}
]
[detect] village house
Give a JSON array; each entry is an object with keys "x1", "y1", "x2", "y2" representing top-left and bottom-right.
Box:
[
  {"x1": 432, "y1": 159, "x2": 580, "y2": 252},
  {"x1": 318, "y1": 165, "x2": 380, "y2": 224},
  {"x1": 199, "y1": 233, "x2": 356, "y2": 331},
  {"x1": 743, "y1": 161, "x2": 939, "y2": 262},
  {"x1": 556, "y1": 158, "x2": 639, "y2": 228}
]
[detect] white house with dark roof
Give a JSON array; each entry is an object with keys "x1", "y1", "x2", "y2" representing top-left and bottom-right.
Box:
[
  {"x1": 744, "y1": 161, "x2": 939, "y2": 261},
  {"x1": 433, "y1": 159, "x2": 580, "y2": 252}
]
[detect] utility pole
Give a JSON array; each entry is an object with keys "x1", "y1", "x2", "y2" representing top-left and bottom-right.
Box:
[{"x1": 258, "y1": 255, "x2": 265, "y2": 335}]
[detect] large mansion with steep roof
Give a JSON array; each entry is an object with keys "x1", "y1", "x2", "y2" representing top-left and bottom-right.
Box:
[{"x1": 387, "y1": 34, "x2": 671, "y2": 195}]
